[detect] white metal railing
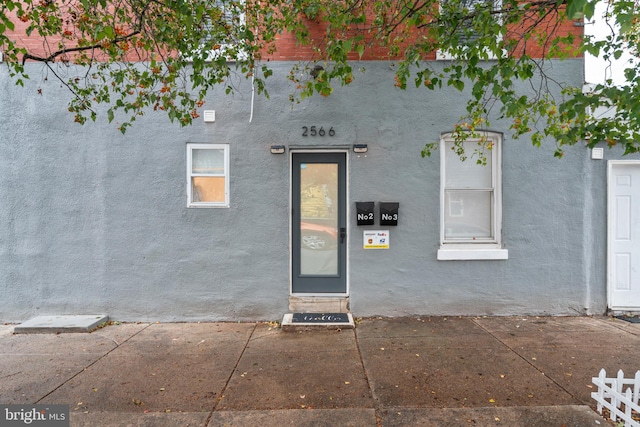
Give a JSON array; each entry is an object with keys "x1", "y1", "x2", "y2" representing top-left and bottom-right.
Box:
[{"x1": 592, "y1": 369, "x2": 640, "y2": 427}]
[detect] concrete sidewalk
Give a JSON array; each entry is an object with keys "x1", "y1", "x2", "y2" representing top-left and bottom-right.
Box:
[{"x1": 1, "y1": 316, "x2": 639, "y2": 426}]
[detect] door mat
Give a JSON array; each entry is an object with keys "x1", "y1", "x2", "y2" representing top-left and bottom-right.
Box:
[
  {"x1": 282, "y1": 313, "x2": 354, "y2": 332},
  {"x1": 614, "y1": 315, "x2": 640, "y2": 323},
  {"x1": 292, "y1": 313, "x2": 349, "y2": 323}
]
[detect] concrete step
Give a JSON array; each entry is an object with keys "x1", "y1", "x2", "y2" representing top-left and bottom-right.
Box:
[
  {"x1": 281, "y1": 313, "x2": 354, "y2": 332},
  {"x1": 13, "y1": 315, "x2": 109, "y2": 334}
]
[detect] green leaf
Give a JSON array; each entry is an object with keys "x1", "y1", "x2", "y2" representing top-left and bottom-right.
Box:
[
  {"x1": 617, "y1": 12, "x2": 635, "y2": 34},
  {"x1": 343, "y1": 40, "x2": 352, "y2": 54},
  {"x1": 583, "y1": 1, "x2": 596, "y2": 20},
  {"x1": 451, "y1": 80, "x2": 464, "y2": 92},
  {"x1": 566, "y1": 0, "x2": 588, "y2": 19}
]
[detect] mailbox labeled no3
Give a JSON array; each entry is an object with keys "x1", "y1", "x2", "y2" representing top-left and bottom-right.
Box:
[{"x1": 379, "y1": 202, "x2": 399, "y2": 226}]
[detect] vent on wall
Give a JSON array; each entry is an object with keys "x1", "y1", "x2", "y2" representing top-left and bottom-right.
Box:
[
  {"x1": 203, "y1": 110, "x2": 216, "y2": 122},
  {"x1": 592, "y1": 147, "x2": 604, "y2": 160}
]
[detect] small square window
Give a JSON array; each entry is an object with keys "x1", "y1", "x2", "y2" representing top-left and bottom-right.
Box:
[{"x1": 187, "y1": 143, "x2": 229, "y2": 207}]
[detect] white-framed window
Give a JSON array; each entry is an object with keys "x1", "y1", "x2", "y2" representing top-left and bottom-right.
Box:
[
  {"x1": 437, "y1": 132, "x2": 508, "y2": 260},
  {"x1": 437, "y1": 0, "x2": 502, "y2": 60},
  {"x1": 198, "y1": 0, "x2": 247, "y2": 61},
  {"x1": 187, "y1": 143, "x2": 230, "y2": 208}
]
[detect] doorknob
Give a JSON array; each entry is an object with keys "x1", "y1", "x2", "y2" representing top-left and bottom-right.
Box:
[{"x1": 340, "y1": 228, "x2": 346, "y2": 243}]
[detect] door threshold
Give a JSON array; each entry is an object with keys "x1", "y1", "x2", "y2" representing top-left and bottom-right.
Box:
[
  {"x1": 281, "y1": 312, "x2": 354, "y2": 332},
  {"x1": 289, "y1": 295, "x2": 350, "y2": 313}
]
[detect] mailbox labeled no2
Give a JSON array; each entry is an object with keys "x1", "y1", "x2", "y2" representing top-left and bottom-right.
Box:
[
  {"x1": 379, "y1": 202, "x2": 399, "y2": 226},
  {"x1": 356, "y1": 202, "x2": 375, "y2": 225}
]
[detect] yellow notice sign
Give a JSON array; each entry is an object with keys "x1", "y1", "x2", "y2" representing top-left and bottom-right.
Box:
[{"x1": 363, "y1": 230, "x2": 390, "y2": 249}]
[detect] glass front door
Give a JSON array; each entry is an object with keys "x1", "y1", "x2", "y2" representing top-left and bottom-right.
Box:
[{"x1": 291, "y1": 152, "x2": 347, "y2": 293}]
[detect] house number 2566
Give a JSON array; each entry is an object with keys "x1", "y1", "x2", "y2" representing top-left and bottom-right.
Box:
[{"x1": 302, "y1": 126, "x2": 335, "y2": 137}]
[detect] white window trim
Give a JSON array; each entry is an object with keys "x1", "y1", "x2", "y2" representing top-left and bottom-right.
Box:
[
  {"x1": 187, "y1": 143, "x2": 230, "y2": 208},
  {"x1": 436, "y1": 0, "x2": 502, "y2": 60},
  {"x1": 438, "y1": 132, "x2": 508, "y2": 260},
  {"x1": 438, "y1": 247, "x2": 508, "y2": 260},
  {"x1": 196, "y1": 0, "x2": 248, "y2": 62}
]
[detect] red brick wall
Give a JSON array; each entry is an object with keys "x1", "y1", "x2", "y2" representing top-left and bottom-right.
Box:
[
  {"x1": 263, "y1": 7, "x2": 583, "y2": 61},
  {"x1": 4, "y1": 6, "x2": 582, "y2": 62}
]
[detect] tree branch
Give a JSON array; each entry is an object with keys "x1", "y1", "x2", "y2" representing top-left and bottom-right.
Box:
[{"x1": 21, "y1": 30, "x2": 141, "y2": 64}]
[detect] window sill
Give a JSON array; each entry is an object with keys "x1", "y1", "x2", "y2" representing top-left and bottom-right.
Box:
[
  {"x1": 437, "y1": 247, "x2": 508, "y2": 260},
  {"x1": 187, "y1": 204, "x2": 229, "y2": 208},
  {"x1": 436, "y1": 50, "x2": 498, "y2": 61},
  {"x1": 186, "y1": 46, "x2": 248, "y2": 63}
]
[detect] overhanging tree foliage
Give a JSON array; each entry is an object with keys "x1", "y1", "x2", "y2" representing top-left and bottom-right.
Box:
[{"x1": 0, "y1": 0, "x2": 638, "y2": 157}]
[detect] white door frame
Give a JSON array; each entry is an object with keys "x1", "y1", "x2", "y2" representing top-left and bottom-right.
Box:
[{"x1": 607, "y1": 160, "x2": 640, "y2": 311}]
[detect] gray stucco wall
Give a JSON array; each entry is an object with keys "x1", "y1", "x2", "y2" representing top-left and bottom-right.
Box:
[{"x1": 0, "y1": 59, "x2": 628, "y2": 322}]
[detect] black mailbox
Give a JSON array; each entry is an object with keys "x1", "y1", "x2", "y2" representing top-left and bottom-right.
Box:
[
  {"x1": 356, "y1": 202, "x2": 375, "y2": 225},
  {"x1": 379, "y1": 202, "x2": 399, "y2": 226}
]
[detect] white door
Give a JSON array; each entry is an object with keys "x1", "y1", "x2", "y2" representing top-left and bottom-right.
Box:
[{"x1": 608, "y1": 161, "x2": 640, "y2": 310}]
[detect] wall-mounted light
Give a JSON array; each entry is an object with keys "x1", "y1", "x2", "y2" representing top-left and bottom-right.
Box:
[
  {"x1": 353, "y1": 144, "x2": 368, "y2": 153},
  {"x1": 270, "y1": 145, "x2": 286, "y2": 154},
  {"x1": 310, "y1": 65, "x2": 324, "y2": 79}
]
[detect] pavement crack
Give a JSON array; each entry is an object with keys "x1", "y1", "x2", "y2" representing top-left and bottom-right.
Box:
[
  {"x1": 205, "y1": 322, "x2": 257, "y2": 426},
  {"x1": 34, "y1": 322, "x2": 154, "y2": 404},
  {"x1": 470, "y1": 318, "x2": 584, "y2": 405},
  {"x1": 353, "y1": 327, "x2": 380, "y2": 413},
  {"x1": 602, "y1": 316, "x2": 640, "y2": 336},
  {"x1": 1, "y1": 371, "x2": 23, "y2": 380}
]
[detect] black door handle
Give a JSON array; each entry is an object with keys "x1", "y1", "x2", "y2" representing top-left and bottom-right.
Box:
[{"x1": 340, "y1": 228, "x2": 346, "y2": 243}]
